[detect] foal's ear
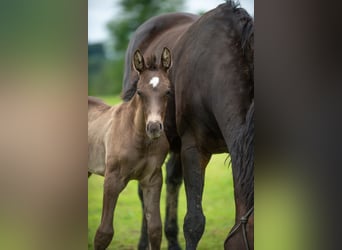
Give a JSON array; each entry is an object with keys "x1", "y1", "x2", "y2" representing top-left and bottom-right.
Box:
[
  {"x1": 133, "y1": 49, "x2": 145, "y2": 73},
  {"x1": 161, "y1": 47, "x2": 172, "y2": 71}
]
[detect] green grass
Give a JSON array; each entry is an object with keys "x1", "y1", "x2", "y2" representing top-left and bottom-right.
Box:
[
  {"x1": 88, "y1": 95, "x2": 235, "y2": 249},
  {"x1": 96, "y1": 95, "x2": 122, "y2": 105}
]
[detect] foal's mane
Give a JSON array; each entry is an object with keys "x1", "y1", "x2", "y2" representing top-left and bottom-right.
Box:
[
  {"x1": 232, "y1": 101, "x2": 254, "y2": 209},
  {"x1": 145, "y1": 55, "x2": 159, "y2": 71},
  {"x1": 122, "y1": 54, "x2": 160, "y2": 101}
]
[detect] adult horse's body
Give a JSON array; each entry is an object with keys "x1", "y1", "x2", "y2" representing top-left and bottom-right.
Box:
[
  {"x1": 123, "y1": 1, "x2": 254, "y2": 249},
  {"x1": 89, "y1": 48, "x2": 172, "y2": 250},
  {"x1": 171, "y1": 3, "x2": 254, "y2": 249}
]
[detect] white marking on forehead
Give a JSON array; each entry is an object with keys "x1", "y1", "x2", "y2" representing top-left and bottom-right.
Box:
[{"x1": 149, "y1": 76, "x2": 160, "y2": 88}]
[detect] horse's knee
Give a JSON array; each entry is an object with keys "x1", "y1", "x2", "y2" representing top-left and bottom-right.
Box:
[
  {"x1": 183, "y1": 211, "x2": 205, "y2": 244},
  {"x1": 94, "y1": 229, "x2": 114, "y2": 250}
]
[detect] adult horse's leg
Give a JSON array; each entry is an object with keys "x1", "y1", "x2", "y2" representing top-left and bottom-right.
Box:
[
  {"x1": 181, "y1": 134, "x2": 211, "y2": 250},
  {"x1": 140, "y1": 169, "x2": 163, "y2": 250},
  {"x1": 138, "y1": 184, "x2": 149, "y2": 250},
  {"x1": 94, "y1": 171, "x2": 127, "y2": 250},
  {"x1": 165, "y1": 152, "x2": 182, "y2": 250}
]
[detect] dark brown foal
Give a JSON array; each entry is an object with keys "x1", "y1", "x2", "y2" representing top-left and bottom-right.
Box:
[{"x1": 88, "y1": 48, "x2": 172, "y2": 250}]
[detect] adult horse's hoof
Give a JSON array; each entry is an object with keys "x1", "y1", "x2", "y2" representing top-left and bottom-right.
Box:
[{"x1": 168, "y1": 244, "x2": 182, "y2": 250}]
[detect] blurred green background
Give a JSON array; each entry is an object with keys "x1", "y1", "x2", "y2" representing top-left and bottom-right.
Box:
[{"x1": 88, "y1": 0, "x2": 185, "y2": 96}]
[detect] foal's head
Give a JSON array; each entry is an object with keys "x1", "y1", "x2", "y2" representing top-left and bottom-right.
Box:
[{"x1": 132, "y1": 47, "x2": 172, "y2": 139}]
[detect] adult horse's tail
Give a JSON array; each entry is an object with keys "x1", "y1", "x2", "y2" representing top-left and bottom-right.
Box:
[
  {"x1": 225, "y1": 0, "x2": 254, "y2": 98},
  {"x1": 239, "y1": 100, "x2": 254, "y2": 210},
  {"x1": 225, "y1": 100, "x2": 254, "y2": 249},
  {"x1": 232, "y1": 0, "x2": 254, "y2": 87},
  {"x1": 234, "y1": 100, "x2": 254, "y2": 209}
]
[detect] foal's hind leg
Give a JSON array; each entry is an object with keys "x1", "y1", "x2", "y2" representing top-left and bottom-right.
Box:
[
  {"x1": 140, "y1": 168, "x2": 163, "y2": 250},
  {"x1": 94, "y1": 171, "x2": 127, "y2": 250},
  {"x1": 165, "y1": 152, "x2": 182, "y2": 250}
]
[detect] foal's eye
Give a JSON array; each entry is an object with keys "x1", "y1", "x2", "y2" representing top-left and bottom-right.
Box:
[
  {"x1": 137, "y1": 89, "x2": 142, "y2": 96},
  {"x1": 166, "y1": 90, "x2": 171, "y2": 96}
]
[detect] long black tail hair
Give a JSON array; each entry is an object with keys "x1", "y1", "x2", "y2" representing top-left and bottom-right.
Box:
[
  {"x1": 232, "y1": 100, "x2": 254, "y2": 209},
  {"x1": 225, "y1": 0, "x2": 254, "y2": 95}
]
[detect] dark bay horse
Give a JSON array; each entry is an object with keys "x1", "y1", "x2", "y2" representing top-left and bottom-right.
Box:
[
  {"x1": 170, "y1": 2, "x2": 254, "y2": 249},
  {"x1": 123, "y1": 1, "x2": 254, "y2": 249},
  {"x1": 88, "y1": 48, "x2": 172, "y2": 250}
]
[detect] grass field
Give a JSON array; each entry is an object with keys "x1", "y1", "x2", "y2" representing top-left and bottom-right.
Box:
[{"x1": 88, "y1": 95, "x2": 235, "y2": 249}]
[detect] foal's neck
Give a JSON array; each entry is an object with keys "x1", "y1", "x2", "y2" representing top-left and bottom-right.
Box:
[{"x1": 128, "y1": 95, "x2": 146, "y2": 138}]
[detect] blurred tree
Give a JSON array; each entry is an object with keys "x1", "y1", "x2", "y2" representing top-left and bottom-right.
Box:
[
  {"x1": 88, "y1": 43, "x2": 105, "y2": 75},
  {"x1": 107, "y1": 0, "x2": 184, "y2": 58},
  {"x1": 89, "y1": 0, "x2": 184, "y2": 96}
]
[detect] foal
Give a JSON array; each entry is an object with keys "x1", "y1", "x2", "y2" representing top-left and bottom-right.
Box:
[{"x1": 88, "y1": 47, "x2": 172, "y2": 250}]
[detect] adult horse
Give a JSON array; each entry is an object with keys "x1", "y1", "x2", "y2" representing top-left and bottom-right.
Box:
[
  {"x1": 123, "y1": 1, "x2": 254, "y2": 249},
  {"x1": 170, "y1": 2, "x2": 254, "y2": 249}
]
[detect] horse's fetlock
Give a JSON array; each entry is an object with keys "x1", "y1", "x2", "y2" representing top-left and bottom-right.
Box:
[
  {"x1": 184, "y1": 212, "x2": 205, "y2": 240},
  {"x1": 165, "y1": 219, "x2": 178, "y2": 237}
]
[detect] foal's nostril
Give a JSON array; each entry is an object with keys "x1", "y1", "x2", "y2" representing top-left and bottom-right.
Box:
[
  {"x1": 150, "y1": 123, "x2": 159, "y2": 133},
  {"x1": 159, "y1": 123, "x2": 162, "y2": 130}
]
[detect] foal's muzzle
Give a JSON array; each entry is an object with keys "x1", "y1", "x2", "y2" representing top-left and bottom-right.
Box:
[{"x1": 146, "y1": 121, "x2": 163, "y2": 139}]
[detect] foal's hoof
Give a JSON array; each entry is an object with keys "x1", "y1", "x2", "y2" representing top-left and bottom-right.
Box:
[{"x1": 94, "y1": 230, "x2": 114, "y2": 250}]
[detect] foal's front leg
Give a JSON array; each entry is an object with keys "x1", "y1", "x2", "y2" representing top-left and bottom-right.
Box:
[
  {"x1": 140, "y1": 168, "x2": 163, "y2": 250},
  {"x1": 139, "y1": 153, "x2": 182, "y2": 250},
  {"x1": 94, "y1": 170, "x2": 127, "y2": 250}
]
